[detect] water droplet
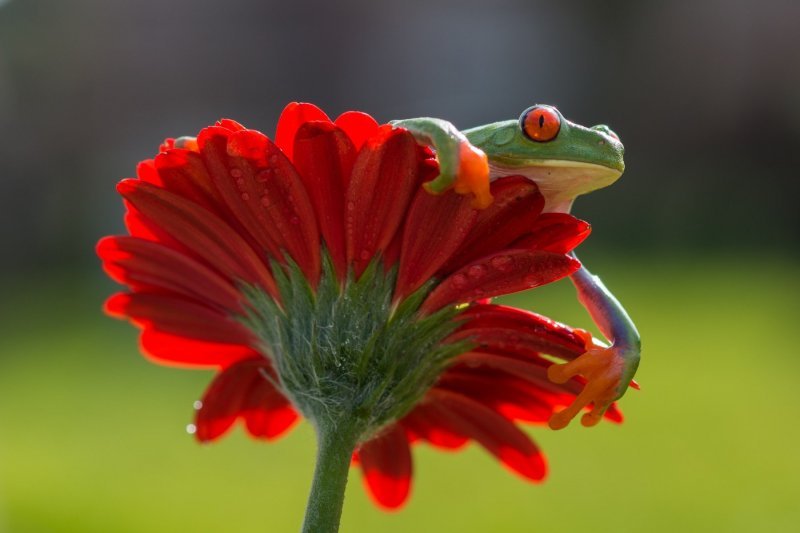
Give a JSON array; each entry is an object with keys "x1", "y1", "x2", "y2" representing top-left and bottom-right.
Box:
[
  {"x1": 467, "y1": 264, "x2": 488, "y2": 279},
  {"x1": 236, "y1": 177, "x2": 246, "y2": 187},
  {"x1": 193, "y1": 400, "x2": 203, "y2": 410},
  {"x1": 524, "y1": 274, "x2": 540, "y2": 285},
  {"x1": 230, "y1": 168, "x2": 243, "y2": 178},
  {"x1": 256, "y1": 169, "x2": 272, "y2": 182},
  {"x1": 452, "y1": 273, "x2": 469, "y2": 289},
  {"x1": 186, "y1": 423, "x2": 197, "y2": 435},
  {"x1": 490, "y1": 255, "x2": 514, "y2": 272},
  {"x1": 261, "y1": 195, "x2": 271, "y2": 207},
  {"x1": 241, "y1": 193, "x2": 250, "y2": 201},
  {"x1": 290, "y1": 215, "x2": 300, "y2": 225},
  {"x1": 346, "y1": 201, "x2": 355, "y2": 212},
  {"x1": 359, "y1": 249, "x2": 371, "y2": 261},
  {"x1": 269, "y1": 154, "x2": 279, "y2": 165}
]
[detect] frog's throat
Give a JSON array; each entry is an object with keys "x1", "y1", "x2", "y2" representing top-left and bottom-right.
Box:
[{"x1": 488, "y1": 160, "x2": 622, "y2": 214}]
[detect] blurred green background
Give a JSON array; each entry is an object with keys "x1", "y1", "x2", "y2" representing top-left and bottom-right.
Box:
[{"x1": 1, "y1": 1, "x2": 798, "y2": 532}]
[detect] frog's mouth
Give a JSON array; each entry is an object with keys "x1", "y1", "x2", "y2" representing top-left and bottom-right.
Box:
[{"x1": 488, "y1": 159, "x2": 623, "y2": 213}]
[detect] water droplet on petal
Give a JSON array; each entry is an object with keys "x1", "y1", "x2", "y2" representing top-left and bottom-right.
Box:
[
  {"x1": 186, "y1": 423, "x2": 197, "y2": 435},
  {"x1": 490, "y1": 255, "x2": 514, "y2": 272},
  {"x1": 256, "y1": 169, "x2": 272, "y2": 182},
  {"x1": 359, "y1": 249, "x2": 371, "y2": 261},
  {"x1": 241, "y1": 193, "x2": 250, "y2": 201},
  {"x1": 524, "y1": 274, "x2": 540, "y2": 285},
  {"x1": 452, "y1": 273, "x2": 469, "y2": 289},
  {"x1": 269, "y1": 154, "x2": 279, "y2": 165},
  {"x1": 193, "y1": 400, "x2": 203, "y2": 410},
  {"x1": 290, "y1": 215, "x2": 300, "y2": 225},
  {"x1": 346, "y1": 201, "x2": 355, "y2": 212},
  {"x1": 261, "y1": 195, "x2": 271, "y2": 207},
  {"x1": 467, "y1": 264, "x2": 488, "y2": 279},
  {"x1": 230, "y1": 168, "x2": 243, "y2": 178},
  {"x1": 236, "y1": 177, "x2": 246, "y2": 187}
]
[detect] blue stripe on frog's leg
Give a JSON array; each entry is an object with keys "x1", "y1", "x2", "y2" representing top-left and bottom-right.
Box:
[{"x1": 548, "y1": 252, "x2": 641, "y2": 430}]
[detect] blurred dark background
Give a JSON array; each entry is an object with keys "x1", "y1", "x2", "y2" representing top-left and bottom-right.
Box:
[{"x1": 1, "y1": 0, "x2": 798, "y2": 275}]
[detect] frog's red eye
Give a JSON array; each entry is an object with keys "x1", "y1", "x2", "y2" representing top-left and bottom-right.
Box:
[{"x1": 520, "y1": 105, "x2": 561, "y2": 142}]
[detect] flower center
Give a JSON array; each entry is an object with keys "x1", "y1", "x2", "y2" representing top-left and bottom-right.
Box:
[{"x1": 237, "y1": 252, "x2": 472, "y2": 440}]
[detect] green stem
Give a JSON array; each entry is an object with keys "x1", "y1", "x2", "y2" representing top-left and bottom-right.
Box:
[{"x1": 301, "y1": 420, "x2": 360, "y2": 533}]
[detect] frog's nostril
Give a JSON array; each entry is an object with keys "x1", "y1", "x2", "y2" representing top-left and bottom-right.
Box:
[{"x1": 593, "y1": 124, "x2": 620, "y2": 142}]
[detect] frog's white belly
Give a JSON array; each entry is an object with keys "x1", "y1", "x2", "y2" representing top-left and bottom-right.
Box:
[{"x1": 489, "y1": 160, "x2": 622, "y2": 214}]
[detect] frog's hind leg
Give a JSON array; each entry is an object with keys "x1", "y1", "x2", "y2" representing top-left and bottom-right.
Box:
[{"x1": 547, "y1": 254, "x2": 641, "y2": 430}]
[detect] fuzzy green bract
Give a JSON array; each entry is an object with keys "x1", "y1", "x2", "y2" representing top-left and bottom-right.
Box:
[{"x1": 238, "y1": 252, "x2": 473, "y2": 440}]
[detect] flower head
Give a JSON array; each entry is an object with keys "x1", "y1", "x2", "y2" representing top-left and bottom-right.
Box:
[{"x1": 98, "y1": 103, "x2": 622, "y2": 511}]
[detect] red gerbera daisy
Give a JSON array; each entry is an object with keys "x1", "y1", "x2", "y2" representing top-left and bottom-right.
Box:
[{"x1": 98, "y1": 102, "x2": 622, "y2": 531}]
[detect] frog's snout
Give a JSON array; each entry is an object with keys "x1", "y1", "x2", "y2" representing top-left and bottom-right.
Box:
[{"x1": 592, "y1": 124, "x2": 621, "y2": 144}]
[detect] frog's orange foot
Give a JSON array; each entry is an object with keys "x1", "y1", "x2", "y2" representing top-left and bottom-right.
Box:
[
  {"x1": 453, "y1": 141, "x2": 492, "y2": 209},
  {"x1": 547, "y1": 340, "x2": 628, "y2": 430}
]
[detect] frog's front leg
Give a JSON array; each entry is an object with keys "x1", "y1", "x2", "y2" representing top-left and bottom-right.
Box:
[
  {"x1": 391, "y1": 118, "x2": 493, "y2": 208},
  {"x1": 548, "y1": 253, "x2": 641, "y2": 429}
]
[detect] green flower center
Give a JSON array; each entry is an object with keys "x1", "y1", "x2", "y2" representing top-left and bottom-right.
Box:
[{"x1": 238, "y1": 253, "x2": 472, "y2": 440}]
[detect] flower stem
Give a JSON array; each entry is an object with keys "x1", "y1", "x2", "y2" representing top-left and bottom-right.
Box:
[{"x1": 301, "y1": 420, "x2": 360, "y2": 533}]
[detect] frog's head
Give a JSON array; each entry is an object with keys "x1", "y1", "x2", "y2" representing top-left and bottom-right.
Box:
[{"x1": 464, "y1": 105, "x2": 625, "y2": 212}]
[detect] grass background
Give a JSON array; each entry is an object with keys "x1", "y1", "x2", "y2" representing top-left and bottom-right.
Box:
[{"x1": 1, "y1": 253, "x2": 798, "y2": 532}]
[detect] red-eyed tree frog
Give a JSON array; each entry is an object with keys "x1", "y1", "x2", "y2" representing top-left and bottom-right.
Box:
[{"x1": 393, "y1": 105, "x2": 640, "y2": 430}]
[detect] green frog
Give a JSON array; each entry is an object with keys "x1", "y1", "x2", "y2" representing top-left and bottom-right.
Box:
[{"x1": 394, "y1": 105, "x2": 640, "y2": 430}]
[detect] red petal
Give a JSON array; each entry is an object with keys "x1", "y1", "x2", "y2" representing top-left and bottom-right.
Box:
[
  {"x1": 334, "y1": 111, "x2": 380, "y2": 150},
  {"x1": 395, "y1": 189, "x2": 478, "y2": 301},
  {"x1": 359, "y1": 425, "x2": 412, "y2": 510},
  {"x1": 97, "y1": 236, "x2": 243, "y2": 312},
  {"x1": 154, "y1": 149, "x2": 227, "y2": 217},
  {"x1": 421, "y1": 250, "x2": 580, "y2": 313},
  {"x1": 441, "y1": 176, "x2": 544, "y2": 274},
  {"x1": 292, "y1": 121, "x2": 357, "y2": 278},
  {"x1": 428, "y1": 389, "x2": 547, "y2": 481},
  {"x1": 457, "y1": 303, "x2": 587, "y2": 358},
  {"x1": 512, "y1": 213, "x2": 591, "y2": 254},
  {"x1": 118, "y1": 179, "x2": 277, "y2": 296},
  {"x1": 195, "y1": 357, "x2": 296, "y2": 442},
  {"x1": 136, "y1": 159, "x2": 162, "y2": 185},
  {"x1": 274, "y1": 102, "x2": 331, "y2": 161},
  {"x1": 198, "y1": 127, "x2": 321, "y2": 283},
  {"x1": 140, "y1": 330, "x2": 256, "y2": 369},
  {"x1": 105, "y1": 292, "x2": 255, "y2": 346},
  {"x1": 453, "y1": 352, "x2": 584, "y2": 396},
  {"x1": 435, "y1": 371, "x2": 553, "y2": 423},
  {"x1": 345, "y1": 126, "x2": 422, "y2": 277},
  {"x1": 400, "y1": 403, "x2": 470, "y2": 450}
]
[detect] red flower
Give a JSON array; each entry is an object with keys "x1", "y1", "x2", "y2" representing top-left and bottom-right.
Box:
[{"x1": 98, "y1": 102, "x2": 622, "y2": 511}]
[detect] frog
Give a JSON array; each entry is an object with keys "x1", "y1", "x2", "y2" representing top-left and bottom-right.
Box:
[{"x1": 393, "y1": 104, "x2": 640, "y2": 430}]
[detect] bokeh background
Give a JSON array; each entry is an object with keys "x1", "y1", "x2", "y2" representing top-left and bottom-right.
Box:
[{"x1": 1, "y1": 1, "x2": 798, "y2": 531}]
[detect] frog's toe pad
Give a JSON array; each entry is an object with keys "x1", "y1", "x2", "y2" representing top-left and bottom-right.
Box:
[
  {"x1": 453, "y1": 141, "x2": 492, "y2": 209},
  {"x1": 547, "y1": 346, "x2": 626, "y2": 430}
]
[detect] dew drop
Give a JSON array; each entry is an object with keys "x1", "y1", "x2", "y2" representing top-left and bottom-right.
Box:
[
  {"x1": 261, "y1": 195, "x2": 271, "y2": 207},
  {"x1": 490, "y1": 255, "x2": 514, "y2": 272},
  {"x1": 359, "y1": 249, "x2": 371, "y2": 261},
  {"x1": 346, "y1": 201, "x2": 356, "y2": 212},
  {"x1": 236, "y1": 178, "x2": 246, "y2": 188},
  {"x1": 241, "y1": 193, "x2": 250, "y2": 201},
  {"x1": 186, "y1": 423, "x2": 197, "y2": 435},
  {"x1": 256, "y1": 169, "x2": 272, "y2": 182},
  {"x1": 230, "y1": 168, "x2": 243, "y2": 178},
  {"x1": 290, "y1": 215, "x2": 300, "y2": 225},
  {"x1": 269, "y1": 154, "x2": 279, "y2": 165},
  {"x1": 467, "y1": 264, "x2": 488, "y2": 279},
  {"x1": 524, "y1": 274, "x2": 540, "y2": 285},
  {"x1": 193, "y1": 400, "x2": 203, "y2": 410},
  {"x1": 452, "y1": 273, "x2": 469, "y2": 289}
]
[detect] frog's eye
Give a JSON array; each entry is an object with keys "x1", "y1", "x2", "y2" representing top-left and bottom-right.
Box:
[{"x1": 520, "y1": 105, "x2": 561, "y2": 142}]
